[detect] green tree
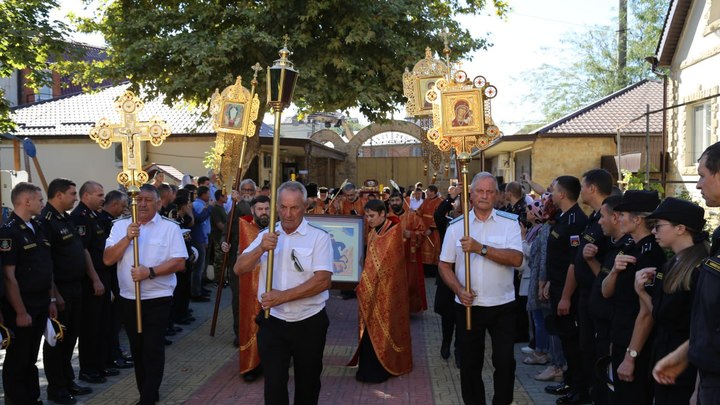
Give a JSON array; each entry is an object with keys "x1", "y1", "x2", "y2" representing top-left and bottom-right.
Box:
[
  {"x1": 65, "y1": 0, "x2": 509, "y2": 122},
  {"x1": 523, "y1": 0, "x2": 668, "y2": 123},
  {"x1": 0, "y1": 0, "x2": 70, "y2": 131}
]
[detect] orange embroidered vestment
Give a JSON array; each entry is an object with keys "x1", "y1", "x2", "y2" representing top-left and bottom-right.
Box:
[{"x1": 237, "y1": 216, "x2": 261, "y2": 374}]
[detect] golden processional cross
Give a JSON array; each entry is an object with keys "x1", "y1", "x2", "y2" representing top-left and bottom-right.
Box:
[{"x1": 89, "y1": 90, "x2": 171, "y2": 333}]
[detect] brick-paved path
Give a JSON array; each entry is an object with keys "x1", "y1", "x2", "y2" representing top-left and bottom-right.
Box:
[{"x1": 1, "y1": 279, "x2": 561, "y2": 404}]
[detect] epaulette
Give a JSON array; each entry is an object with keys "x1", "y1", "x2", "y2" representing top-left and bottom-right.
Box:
[
  {"x1": 44, "y1": 211, "x2": 53, "y2": 221},
  {"x1": 449, "y1": 215, "x2": 464, "y2": 225},
  {"x1": 161, "y1": 216, "x2": 180, "y2": 226},
  {"x1": 568, "y1": 211, "x2": 576, "y2": 225},
  {"x1": 1, "y1": 218, "x2": 15, "y2": 228},
  {"x1": 308, "y1": 223, "x2": 329, "y2": 234},
  {"x1": 112, "y1": 215, "x2": 131, "y2": 223},
  {"x1": 702, "y1": 256, "x2": 720, "y2": 274},
  {"x1": 496, "y1": 210, "x2": 519, "y2": 221}
]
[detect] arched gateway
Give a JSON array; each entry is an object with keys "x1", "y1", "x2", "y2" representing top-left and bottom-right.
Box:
[{"x1": 310, "y1": 120, "x2": 434, "y2": 187}]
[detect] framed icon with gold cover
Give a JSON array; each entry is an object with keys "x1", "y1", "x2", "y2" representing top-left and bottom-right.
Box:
[
  {"x1": 441, "y1": 89, "x2": 485, "y2": 137},
  {"x1": 218, "y1": 100, "x2": 249, "y2": 135},
  {"x1": 417, "y1": 75, "x2": 443, "y2": 115}
]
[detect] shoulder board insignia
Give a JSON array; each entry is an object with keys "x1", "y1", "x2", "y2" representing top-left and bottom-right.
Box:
[
  {"x1": 161, "y1": 216, "x2": 180, "y2": 225},
  {"x1": 568, "y1": 212, "x2": 576, "y2": 224},
  {"x1": 496, "y1": 211, "x2": 519, "y2": 221},
  {"x1": 308, "y1": 223, "x2": 329, "y2": 234},
  {"x1": 0, "y1": 239, "x2": 11, "y2": 252},
  {"x1": 656, "y1": 271, "x2": 664, "y2": 280},
  {"x1": 449, "y1": 215, "x2": 464, "y2": 225},
  {"x1": 703, "y1": 256, "x2": 720, "y2": 273},
  {"x1": 583, "y1": 234, "x2": 595, "y2": 244},
  {"x1": 641, "y1": 242, "x2": 652, "y2": 254},
  {"x1": 551, "y1": 230, "x2": 560, "y2": 239}
]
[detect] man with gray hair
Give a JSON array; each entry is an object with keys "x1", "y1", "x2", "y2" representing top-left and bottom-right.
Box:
[
  {"x1": 235, "y1": 181, "x2": 333, "y2": 405},
  {"x1": 439, "y1": 172, "x2": 524, "y2": 405}
]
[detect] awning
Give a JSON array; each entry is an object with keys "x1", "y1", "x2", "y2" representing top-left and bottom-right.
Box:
[{"x1": 481, "y1": 134, "x2": 537, "y2": 158}]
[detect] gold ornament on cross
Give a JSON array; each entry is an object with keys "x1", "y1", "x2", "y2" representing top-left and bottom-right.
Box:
[{"x1": 89, "y1": 90, "x2": 171, "y2": 188}]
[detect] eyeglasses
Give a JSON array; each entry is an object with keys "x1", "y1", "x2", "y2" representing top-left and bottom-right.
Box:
[
  {"x1": 291, "y1": 249, "x2": 304, "y2": 272},
  {"x1": 653, "y1": 223, "x2": 673, "y2": 232},
  {"x1": 240, "y1": 188, "x2": 255, "y2": 192}
]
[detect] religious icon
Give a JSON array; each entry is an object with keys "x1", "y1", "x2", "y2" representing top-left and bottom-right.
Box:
[
  {"x1": 441, "y1": 89, "x2": 484, "y2": 137},
  {"x1": 418, "y1": 76, "x2": 442, "y2": 115},
  {"x1": 221, "y1": 102, "x2": 245, "y2": 129},
  {"x1": 451, "y1": 99, "x2": 472, "y2": 127}
]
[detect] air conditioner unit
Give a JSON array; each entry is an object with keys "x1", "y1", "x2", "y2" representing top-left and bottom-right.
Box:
[{"x1": 1, "y1": 170, "x2": 29, "y2": 208}]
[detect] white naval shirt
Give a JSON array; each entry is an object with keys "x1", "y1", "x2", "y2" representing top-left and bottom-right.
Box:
[
  {"x1": 439, "y1": 209, "x2": 523, "y2": 307},
  {"x1": 244, "y1": 218, "x2": 333, "y2": 322},
  {"x1": 106, "y1": 213, "x2": 188, "y2": 300}
]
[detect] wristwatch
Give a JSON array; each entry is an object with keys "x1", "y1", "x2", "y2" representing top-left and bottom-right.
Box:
[
  {"x1": 148, "y1": 267, "x2": 156, "y2": 280},
  {"x1": 626, "y1": 348, "x2": 638, "y2": 358},
  {"x1": 480, "y1": 244, "x2": 488, "y2": 256}
]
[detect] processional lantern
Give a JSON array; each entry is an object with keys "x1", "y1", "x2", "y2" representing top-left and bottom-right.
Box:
[{"x1": 264, "y1": 37, "x2": 299, "y2": 318}]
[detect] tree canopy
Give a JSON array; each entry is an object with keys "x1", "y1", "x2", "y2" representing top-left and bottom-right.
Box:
[
  {"x1": 0, "y1": 0, "x2": 70, "y2": 131},
  {"x1": 66, "y1": 0, "x2": 509, "y2": 122},
  {"x1": 522, "y1": 0, "x2": 668, "y2": 123}
]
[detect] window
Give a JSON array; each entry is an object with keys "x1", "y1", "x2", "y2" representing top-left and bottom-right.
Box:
[{"x1": 692, "y1": 102, "x2": 712, "y2": 162}]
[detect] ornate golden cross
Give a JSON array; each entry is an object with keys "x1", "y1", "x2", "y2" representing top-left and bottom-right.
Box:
[{"x1": 89, "y1": 90, "x2": 171, "y2": 188}]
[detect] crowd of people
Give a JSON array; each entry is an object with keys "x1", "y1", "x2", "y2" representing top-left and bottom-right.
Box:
[{"x1": 3, "y1": 138, "x2": 720, "y2": 404}]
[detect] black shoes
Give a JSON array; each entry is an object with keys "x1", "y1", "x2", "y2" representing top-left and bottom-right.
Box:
[
  {"x1": 66, "y1": 382, "x2": 92, "y2": 396},
  {"x1": 101, "y1": 368, "x2": 120, "y2": 377},
  {"x1": 242, "y1": 366, "x2": 262, "y2": 383},
  {"x1": 545, "y1": 383, "x2": 571, "y2": 396},
  {"x1": 108, "y1": 358, "x2": 134, "y2": 369},
  {"x1": 440, "y1": 342, "x2": 451, "y2": 360},
  {"x1": 78, "y1": 371, "x2": 106, "y2": 384},
  {"x1": 47, "y1": 389, "x2": 76, "y2": 404},
  {"x1": 556, "y1": 392, "x2": 591, "y2": 404}
]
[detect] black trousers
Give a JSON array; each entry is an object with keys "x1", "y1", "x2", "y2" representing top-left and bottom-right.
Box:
[
  {"x1": 455, "y1": 302, "x2": 516, "y2": 405},
  {"x1": 44, "y1": 286, "x2": 82, "y2": 392},
  {"x1": 550, "y1": 290, "x2": 587, "y2": 395},
  {"x1": 108, "y1": 269, "x2": 124, "y2": 362},
  {"x1": 698, "y1": 371, "x2": 720, "y2": 405},
  {"x1": 257, "y1": 308, "x2": 329, "y2": 405},
  {"x1": 610, "y1": 344, "x2": 652, "y2": 405},
  {"x1": 79, "y1": 272, "x2": 112, "y2": 373},
  {"x1": 172, "y1": 267, "x2": 191, "y2": 322},
  {"x1": 577, "y1": 289, "x2": 599, "y2": 401},
  {"x1": 2, "y1": 306, "x2": 46, "y2": 404},
  {"x1": 121, "y1": 296, "x2": 173, "y2": 405}
]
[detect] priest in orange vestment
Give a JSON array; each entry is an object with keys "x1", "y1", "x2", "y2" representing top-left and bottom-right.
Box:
[
  {"x1": 233, "y1": 195, "x2": 271, "y2": 382},
  {"x1": 387, "y1": 192, "x2": 427, "y2": 312},
  {"x1": 350, "y1": 199, "x2": 413, "y2": 383},
  {"x1": 327, "y1": 183, "x2": 367, "y2": 216},
  {"x1": 418, "y1": 185, "x2": 442, "y2": 276}
]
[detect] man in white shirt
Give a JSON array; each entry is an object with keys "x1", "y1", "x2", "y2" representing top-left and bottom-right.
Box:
[
  {"x1": 103, "y1": 184, "x2": 188, "y2": 405},
  {"x1": 235, "y1": 181, "x2": 333, "y2": 405},
  {"x1": 439, "y1": 172, "x2": 523, "y2": 405}
]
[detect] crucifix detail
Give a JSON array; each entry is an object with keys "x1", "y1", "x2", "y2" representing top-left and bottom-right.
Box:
[{"x1": 89, "y1": 90, "x2": 171, "y2": 188}]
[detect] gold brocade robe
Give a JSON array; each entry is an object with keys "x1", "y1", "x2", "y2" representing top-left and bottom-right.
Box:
[
  {"x1": 238, "y1": 216, "x2": 261, "y2": 374},
  {"x1": 389, "y1": 210, "x2": 427, "y2": 312},
  {"x1": 350, "y1": 217, "x2": 413, "y2": 375},
  {"x1": 327, "y1": 196, "x2": 368, "y2": 216},
  {"x1": 418, "y1": 195, "x2": 441, "y2": 265}
]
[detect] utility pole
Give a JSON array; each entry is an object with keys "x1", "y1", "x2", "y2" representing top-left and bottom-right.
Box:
[{"x1": 618, "y1": 0, "x2": 628, "y2": 87}]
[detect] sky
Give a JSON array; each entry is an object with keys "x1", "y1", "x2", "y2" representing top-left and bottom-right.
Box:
[{"x1": 54, "y1": 0, "x2": 620, "y2": 134}]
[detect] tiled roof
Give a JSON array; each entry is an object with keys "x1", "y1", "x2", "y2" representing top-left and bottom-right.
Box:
[
  {"x1": 10, "y1": 83, "x2": 273, "y2": 137},
  {"x1": 533, "y1": 80, "x2": 664, "y2": 135}
]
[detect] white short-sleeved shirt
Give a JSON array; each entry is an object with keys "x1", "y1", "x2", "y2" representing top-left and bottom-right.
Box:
[
  {"x1": 106, "y1": 213, "x2": 188, "y2": 300},
  {"x1": 243, "y1": 218, "x2": 333, "y2": 322},
  {"x1": 439, "y1": 209, "x2": 523, "y2": 307}
]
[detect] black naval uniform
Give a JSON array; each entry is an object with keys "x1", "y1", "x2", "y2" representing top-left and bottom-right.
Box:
[
  {"x1": 546, "y1": 203, "x2": 588, "y2": 397},
  {"x1": 588, "y1": 235, "x2": 633, "y2": 404},
  {"x1": 651, "y1": 257, "x2": 699, "y2": 405},
  {"x1": 689, "y1": 250, "x2": 720, "y2": 404},
  {"x1": 0, "y1": 212, "x2": 54, "y2": 404},
  {"x1": 608, "y1": 234, "x2": 666, "y2": 405},
  {"x1": 71, "y1": 201, "x2": 113, "y2": 377},
  {"x1": 572, "y1": 210, "x2": 608, "y2": 404},
  {"x1": 40, "y1": 203, "x2": 88, "y2": 394}
]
